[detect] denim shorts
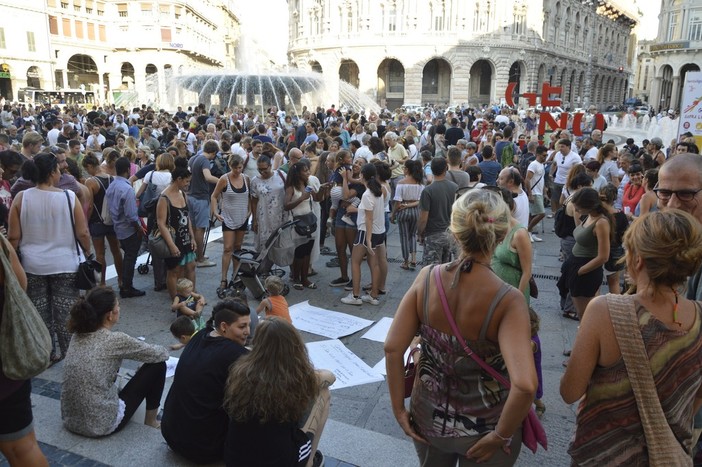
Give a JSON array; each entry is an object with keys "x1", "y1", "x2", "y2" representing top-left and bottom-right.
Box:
[{"x1": 187, "y1": 197, "x2": 211, "y2": 229}]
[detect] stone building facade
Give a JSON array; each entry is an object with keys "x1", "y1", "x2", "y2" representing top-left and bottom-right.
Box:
[
  {"x1": 0, "y1": 0, "x2": 241, "y2": 107},
  {"x1": 287, "y1": 0, "x2": 639, "y2": 110},
  {"x1": 634, "y1": 0, "x2": 701, "y2": 112}
]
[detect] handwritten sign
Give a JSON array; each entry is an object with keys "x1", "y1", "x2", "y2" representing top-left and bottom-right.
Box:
[
  {"x1": 306, "y1": 339, "x2": 384, "y2": 390},
  {"x1": 290, "y1": 301, "x2": 374, "y2": 338}
]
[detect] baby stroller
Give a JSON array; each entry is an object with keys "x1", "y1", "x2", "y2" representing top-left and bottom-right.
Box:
[{"x1": 217, "y1": 219, "x2": 301, "y2": 300}]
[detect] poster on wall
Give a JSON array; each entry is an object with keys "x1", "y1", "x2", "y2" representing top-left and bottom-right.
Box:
[{"x1": 678, "y1": 71, "x2": 702, "y2": 151}]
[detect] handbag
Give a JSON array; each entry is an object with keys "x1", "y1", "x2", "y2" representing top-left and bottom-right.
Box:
[
  {"x1": 148, "y1": 195, "x2": 177, "y2": 258},
  {"x1": 433, "y1": 266, "x2": 547, "y2": 454},
  {"x1": 0, "y1": 235, "x2": 52, "y2": 380},
  {"x1": 606, "y1": 294, "x2": 692, "y2": 466},
  {"x1": 66, "y1": 190, "x2": 101, "y2": 290},
  {"x1": 293, "y1": 197, "x2": 317, "y2": 237},
  {"x1": 529, "y1": 275, "x2": 538, "y2": 299}
]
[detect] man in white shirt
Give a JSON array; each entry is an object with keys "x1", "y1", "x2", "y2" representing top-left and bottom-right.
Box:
[
  {"x1": 581, "y1": 137, "x2": 598, "y2": 162},
  {"x1": 113, "y1": 114, "x2": 129, "y2": 134},
  {"x1": 47, "y1": 120, "x2": 62, "y2": 146},
  {"x1": 549, "y1": 138, "x2": 582, "y2": 214},
  {"x1": 498, "y1": 167, "x2": 529, "y2": 229},
  {"x1": 353, "y1": 135, "x2": 373, "y2": 161},
  {"x1": 86, "y1": 125, "x2": 106, "y2": 152},
  {"x1": 525, "y1": 145, "x2": 548, "y2": 241}
]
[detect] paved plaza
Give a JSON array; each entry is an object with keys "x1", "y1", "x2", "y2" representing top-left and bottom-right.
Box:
[{"x1": 2, "y1": 127, "x2": 653, "y2": 466}]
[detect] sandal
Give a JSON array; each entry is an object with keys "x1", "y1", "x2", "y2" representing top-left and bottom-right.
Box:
[
  {"x1": 534, "y1": 400, "x2": 546, "y2": 419},
  {"x1": 400, "y1": 262, "x2": 410, "y2": 270},
  {"x1": 562, "y1": 310, "x2": 580, "y2": 321},
  {"x1": 303, "y1": 282, "x2": 317, "y2": 289},
  {"x1": 292, "y1": 283, "x2": 304, "y2": 290},
  {"x1": 216, "y1": 280, "x2": 228, "y2": 299},
  {"x1": 410, "y1": 262, "x2": 417, "y2": 269}
]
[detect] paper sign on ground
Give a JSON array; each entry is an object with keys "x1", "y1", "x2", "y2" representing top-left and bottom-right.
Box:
[
  {"x1": 306, "y1": 340, "x2": 384, "y2": 390},
  {"x1": 165, "y1": 356, "x2": 179, "y2": 378},
  {"x1": 372, "y1": 347, "x2": 413, "y2": 376},
  {"x1": 290, "y1": 301, "x2": 374, "y2": 338},
  {"x1": 361, "y1": 316, "x2": 394, "y2": 343}
]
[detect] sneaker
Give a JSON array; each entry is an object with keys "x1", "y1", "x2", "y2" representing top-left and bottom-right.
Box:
[
  {"x1": 344, "y1": 279, "x2": 354, "y2": 291},
  {"x1": 531, "y1": 233, "x2": 543, "y2": 242},
  {"x1": 329, "y1": 277, "x2": 350, "y2": 286},
  {"x1": 312, "y1": 450, "x2": 325, "y2": 467},
  {"x1": 341, "y1": 293, "x2": 362, "y2": 305},
  {"x1": 361, "y1": 294, "x2": 380, "y2": 305},
  {"x1": 341, "y1": 215, "x2": 354, "y2": 226},
  {"x1": 197, "y1": 259, "x2": 216, "y2": 268},
  {"x1": 362, "y1": 284, "x2": 387, "y2": 295},
  {"x1": 326, "y1": 257, "x2": 340, "y2": 268}
]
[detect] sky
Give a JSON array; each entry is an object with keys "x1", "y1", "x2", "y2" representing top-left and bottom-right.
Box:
[{"x1": 241, "y1": 0, "x2": 662, "y2": 64}]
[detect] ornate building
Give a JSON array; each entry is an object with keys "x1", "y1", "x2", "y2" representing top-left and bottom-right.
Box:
[
  {"x1": 0, "y1": 0, "x2": 241, "y2": 106},
  {"x1": 635, "y1": 0, "x2": 701, "y2": 112},
  {"x1": 287, "y1": 0, "x2": 639, "y2": 110}
]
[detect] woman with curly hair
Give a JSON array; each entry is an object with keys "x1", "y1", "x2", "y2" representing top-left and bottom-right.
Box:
[{"x1": 224, "y1": 317, "x2": 335, "y2": 467}]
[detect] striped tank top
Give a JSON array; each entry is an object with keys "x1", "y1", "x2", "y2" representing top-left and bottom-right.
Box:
[
  {"x1": 220, "y1": 174, "x2": 249, "y2": 230},
  {"x1": 569, "y1": 300, "x2": 702, "y2": 465}
]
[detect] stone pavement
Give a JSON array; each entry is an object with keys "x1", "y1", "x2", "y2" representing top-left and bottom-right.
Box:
[{"x1": 3, "y1": 126, "x2": 650, "y2": 466}]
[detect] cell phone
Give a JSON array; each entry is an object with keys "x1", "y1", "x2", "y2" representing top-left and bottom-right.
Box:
[{"x1": 305, "y1": 186, "x2": 313, "y2": 193}]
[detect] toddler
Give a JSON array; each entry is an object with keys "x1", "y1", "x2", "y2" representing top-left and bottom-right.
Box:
[
  {"x1": 256, "y1": 276, "x2": 291, "y2": 324},
  {"x1": 529, "y1": 307, "x2": 546, "y2": 418},
  {"x1": 169, "y1": 315, "x2": 195, "y2": 351},
  {"x1": 171, "y1": 278, "x2": 206, "y2": 331}
]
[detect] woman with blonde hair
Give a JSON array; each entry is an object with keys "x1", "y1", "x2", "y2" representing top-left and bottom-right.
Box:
[
  {"x1": 224, "y1": 317, "x2": 335, "y2": 467},
  {"x1": 562, "y1": 210, "x2": 702, "y2": 464},
  {"x1": 385, "y1": 189, "x2": 537, "y2": 465},
  {"x1": 125, "y1": 136, "x2": 138, "y2": 154}
]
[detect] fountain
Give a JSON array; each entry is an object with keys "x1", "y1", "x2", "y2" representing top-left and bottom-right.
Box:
[{"x1": 173, "y1": 70, "x2": 381, "y2": 117}]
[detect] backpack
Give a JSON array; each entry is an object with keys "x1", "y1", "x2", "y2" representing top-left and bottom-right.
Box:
[
  {"x1": 211, "y1": 153, "x2": 229, "y2": 178},
  {"x1": 501, "y1": 142, "x2": 515, "y2": 168},
  {"x1": 519, "y1": 153, "x2": 536, "y2": 179},
  {"x1": 94, "y1": 176, "x2": 113, "y2": 226},
  {"x1": 138, "y1": 172, "x2": 161, "y2": 218},
  {"x1": 554, "y1": 198, "x2": 576, "y2": 239}
]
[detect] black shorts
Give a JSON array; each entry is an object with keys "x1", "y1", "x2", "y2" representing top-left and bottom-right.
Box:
[
  {"x1": 294, "y1": 239, "x2": 314, "y2": 258},
  {"x1": 0, "y1": 380, "x2": 33, "y2": 441},
  {"x1": 89, "y1": 222, "x2": 116, "y2": 238},
  {"x1": 222, "y1": 218, "x2": 248, "y2": 232},
  {"x1": 560, "y1": 255, "x2": 603, "y2": 298},
  {"x1": 354, "y1": 230, "x2": 386, "y2": 249},
  {"x1": 604, "y1": 245, "x2": 624, "y2": 274}
]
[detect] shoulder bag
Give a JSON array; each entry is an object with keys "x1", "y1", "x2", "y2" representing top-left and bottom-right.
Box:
[
  {"x1": 293, "y1": 196, "x2": 317, "y2": 238},
  {"x1": 433, "y1": 266, "x2": 547, "y2": 454},
  {"x1": 148, "y1": 194, "x2": 177, "y2": 258},
  {"x1": 66, "y1": 190, "x2": 101, "y2": 290},
  {"x1": 0, "y1": 235, "x2": 52, "y2": 380},
  {"x1": 404, "y1": 265, "x2": 432, "y2": 398},
  {"x1": 606, "y1": 294, "x2": 692, "y2": 466}
]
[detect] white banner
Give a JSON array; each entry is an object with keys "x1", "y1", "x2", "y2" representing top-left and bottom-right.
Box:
[
  {"x1": 306, "y1": 339, "x2": 384, "y2": 390},
  {"x1": 678, "y1": 71, "x2": 702, "y2": 151},
  {"x1": 290, "y1": 301, "x2": 374, "y2": 339}
]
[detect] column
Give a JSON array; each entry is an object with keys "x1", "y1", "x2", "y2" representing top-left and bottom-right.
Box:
[
  {"x1": 61, "y1": 69, "x2": 69, "y2": 90},
  {"x1": 97, "y1": 72, "x2": 105, "y2": 104},
  {"x1": 404, "y1": 66, "x2": 422, "y2": 104},
  {"x1": 670, "y1": 76, "x2": 681, "y2": 111},
  {"x1": 649, "y1": 76, "x2": 662, "y2": 112}
]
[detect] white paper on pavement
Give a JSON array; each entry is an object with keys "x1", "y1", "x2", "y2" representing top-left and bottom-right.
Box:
[
  {"x1": 290, "y1": 301, "x2": 374, "y2": 338},
  {"x1": 372, "y1": 347, "x2": 412, "y2": 376},
  {"x1": 361, "y1": 316, "x2": 394, "y2": 343},
  {"x1": 165, "y1": 356, "x2": 179, "y2": 378},
  {"x1": 306, "y1": 339, "x2": 385, "y2": 390}
]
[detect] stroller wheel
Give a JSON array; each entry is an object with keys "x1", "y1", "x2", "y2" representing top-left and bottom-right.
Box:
[{"x1": 137, "y1": 264, "x2": 149, "y2": 275}]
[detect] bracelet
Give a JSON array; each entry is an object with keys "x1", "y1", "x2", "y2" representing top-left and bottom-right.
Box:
[{"x1": 493, "y1": 429, "x2": 513, "y2": 447}]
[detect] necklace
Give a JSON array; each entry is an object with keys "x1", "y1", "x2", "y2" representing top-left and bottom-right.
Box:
[
  {"x1": 672, "y1": 288, "x2": 682, "y2": 327},
  {"x1": 626, "y1": 184, "x2": 643, "y2": 200}
]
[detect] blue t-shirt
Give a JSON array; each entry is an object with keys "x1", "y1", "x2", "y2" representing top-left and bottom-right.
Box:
[{"x1": 478, "y1": 160, "x2": 502, "y2": 186}]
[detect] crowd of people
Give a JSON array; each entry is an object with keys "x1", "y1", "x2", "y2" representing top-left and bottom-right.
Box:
[{"x1": 0, "y1": 97, "x2": 701, "y2": 466}]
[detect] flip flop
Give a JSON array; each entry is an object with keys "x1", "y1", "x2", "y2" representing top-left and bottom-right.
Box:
[
  {"x1": 292, "y1": 283, "x2": 304, "y2": 290},
  {"x1": 305, "y1": 282, "x2": 317, "y2": 289},
  {"x1": 562, "y1": 310, "x2": 580, "y2": 321}
]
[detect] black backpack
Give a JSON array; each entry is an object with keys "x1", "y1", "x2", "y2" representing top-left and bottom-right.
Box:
[
  {"x1": 554, "y1": 200, "x2": 577, "y2": 239},
  {"x1": 518, "y1": 153, "x2": 536, "y2": 179}
]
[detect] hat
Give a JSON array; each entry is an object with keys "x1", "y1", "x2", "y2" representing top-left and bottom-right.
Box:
[
  {"x1": 585, "y1": 160, "x2": 601, "y2": 171},
  {"x1": 575, "y1": 136, "x2": 584, "y2": 142},
  {"x1": 668, "y1": 109, "x2": 675, "y2": 115},
  {"x1": 650, "y1": 137, "x2": 663, "y2": 148}
]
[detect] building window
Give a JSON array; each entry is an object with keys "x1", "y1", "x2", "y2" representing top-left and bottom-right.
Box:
[
  {"x1": 61, "y1": 1, "x2": 68, "y2": 8},
  {"x1": 667, "y1": 11, "x2": 680, "y2": 41},
  {"x1": 87, "y1": 22, "x2": 95, "y2": 40},
  {"x1": 62, "y1": 17, "x2": 71, "y2": 36},
  {"x1": 141, "y1": 2, "x2": 152, "y2": 13},
  {"x1": 388, "y1": 61, "x2": 404, "y2": 93},
  {"x1": 159, "y1": 4, "x2": 169, "y2": 18},
  {"x1": 161, "y1": 27, "x2": 171, "y2": 42},
  {"x1": 27, "y1": 31, "x2": 36, "y2": 52},
  {"x1": 98, "y1": 24, "x2": 105, "y2": 41},
  {"x1": 49, "y1": 16, "x2": 59, "y2": 35},
  {"x1": 689, "y1": 10, "x2": 702, "y2": 42},
  {"x1": 75, "y1": 20, "x2": 83, "y2": 39},
  {"x1": 643, "y1": 65, "x2": 649, "y2": 91},
  {"x1": 96, "y1": 2, "x2": 104, "y2": 15},
  {"x1": 389, "y1": 6, "x2": 396, "y2": 31},
  {"x1": 0, "y1": 28, "x2": 5, "y2": 49},
  {"x1": 118, "y1": 3, "x2": 128, "y2": 17}
]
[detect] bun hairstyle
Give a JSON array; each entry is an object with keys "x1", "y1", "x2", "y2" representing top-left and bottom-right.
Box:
[
  {"x1": 22, "y1": 152, "x2": 59, "y2": 184},
  {"x1": 67, "y1": 286, "x2": 117, "y2": 333},
  {"x1": 598, "y1": 183, "x2": 618, "y2": 205},
  {"x1": 624, "y1": 210, "x2": 702, "y2": 288},
  {"x1": 450, "y1": 189, "x2": 510, "y2": 258},
  {"x1": 171, "y1": 155, "x2": 190, "y2": 180}
]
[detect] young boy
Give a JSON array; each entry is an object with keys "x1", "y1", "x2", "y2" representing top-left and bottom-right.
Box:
[
  {"x1": 171, "y1": 278, "x2": 206, "y2": 331},
  {"x1": 169, "y1": 315, "x2": 195, "y2": 351},
  {"x1": 256, "y1": 276, "x2": 291, "y2": 323}
]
